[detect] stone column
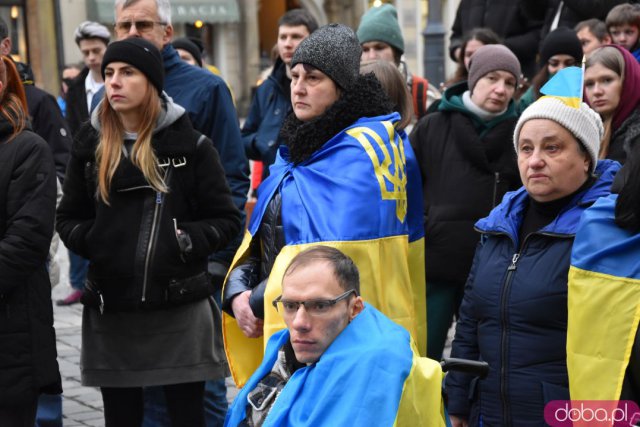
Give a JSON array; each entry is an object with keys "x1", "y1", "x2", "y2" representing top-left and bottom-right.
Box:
[
  {"x1": 26, "y1": 0, "x2": 60, "y2": 93},
  {"x1": 422, "y1": 0, "x2": 445, "y2": 85}
]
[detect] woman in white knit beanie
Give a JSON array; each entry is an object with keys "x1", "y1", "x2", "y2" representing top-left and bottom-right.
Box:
[{"x1": 446, "y1": 96, "x2": 621, "y2": 427}]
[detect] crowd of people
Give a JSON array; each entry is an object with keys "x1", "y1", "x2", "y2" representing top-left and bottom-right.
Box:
[{"x1": 1, "y1": 0, "x2": 640, "y2": 426}]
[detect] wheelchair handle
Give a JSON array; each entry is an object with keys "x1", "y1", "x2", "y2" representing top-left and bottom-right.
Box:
[{"x1": 440, "y1": 357, "x2": 489, "y2": 379}]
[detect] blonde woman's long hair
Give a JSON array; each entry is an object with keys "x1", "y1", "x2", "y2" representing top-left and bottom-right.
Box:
[
  {"x1": 96, "y1": 78, "x2": 165, "y2": 204},
  {"x1": 0, "y1": 56, "x2": 28, "y2": 142}
]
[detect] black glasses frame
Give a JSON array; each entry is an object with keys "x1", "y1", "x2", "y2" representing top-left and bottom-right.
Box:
[
  {"x1": 272, "y1": 289, "x2": 357, "y2": 314},
  {"x1": 114, "y1": 20, "x2": 167, "y2": 34}
]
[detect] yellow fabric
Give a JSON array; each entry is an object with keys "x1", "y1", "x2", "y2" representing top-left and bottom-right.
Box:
[
  {"x1": 567, "y1": 266, "x2": 640, "y2": 401},
  {"x1": 540, "y1": 95, "x2": 581, "y2": 109},
  {"x1": 394, "y1": 343, "x2": 446, "y2": 427},
  {"x1": 223, "y1": 233, "x2": 427, "y2": 388}
]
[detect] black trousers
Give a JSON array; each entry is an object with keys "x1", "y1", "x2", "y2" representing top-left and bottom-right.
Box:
[
  {"x1": 0, "y1": 398, "x2": 38, "y2": 427},
  {"x1": 101, "y1": 381, "x2": 206, "y2": 427}
]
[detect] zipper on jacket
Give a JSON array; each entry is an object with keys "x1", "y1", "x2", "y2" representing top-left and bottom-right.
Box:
[
  {"x1": 492, "y1": 172, "x2": 501, "y2": 207},
  {"x1": 141, "y1": 167, "x2": 172, "y2": 303},
  {"x1": 500, "y1": 252, "x2": 520, "y2": 426}
]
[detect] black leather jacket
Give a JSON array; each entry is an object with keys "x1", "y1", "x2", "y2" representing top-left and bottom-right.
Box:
[
  {"x1": 222, "y1": 191, "x2": 284, "y2": 319},
  {"x1": 57, "y1": 106, "x2": 241, "y2": 312}
]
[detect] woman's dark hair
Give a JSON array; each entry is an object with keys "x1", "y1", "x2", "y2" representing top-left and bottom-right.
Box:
[
  {"x1": 529, "y1": 65, "x2": 550, "y2": 100},
  {"x1": 278, "y1": 8, "x2": 318, "y2": 34},
  {"x1": 615, "y1": 142, "x2": 640, "y2": 232},
  {"x1": 284, "y1": 245, "x2": 360, "y2": 294},
  {"x1": 444, "y1": 28, "x2": 501, "y2": 87}
]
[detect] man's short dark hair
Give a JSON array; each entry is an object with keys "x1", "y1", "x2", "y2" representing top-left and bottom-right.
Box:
[
  {"x1": 283, "y1": 246, "x2": 360, "y2": 294},
  {"x1": 606, "y1": 3, "x2": 640, "y2": 30},
  {"x1": 0, "y1": 17, "x2": 8, "y2": 40},
  {"x1": 278, "y1": 9, "x2": 319, "y2": 34},
  {"x1": 575, "y1": 19, "x2": 609, "y2": 42}
]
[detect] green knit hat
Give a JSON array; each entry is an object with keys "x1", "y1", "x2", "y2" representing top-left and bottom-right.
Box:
[{"x1": 356, "y1": 4, "x2": 405, "y2": 54}]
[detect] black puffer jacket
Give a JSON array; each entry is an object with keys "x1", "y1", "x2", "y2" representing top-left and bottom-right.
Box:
[
  {"x1": 449, "y1": 0, "x2": 543, "y2": 77},
  {"x1": 56, "y1": 99, "x2": 242, "y2": 311},
  {"x1": 0, "y1": 117, "x2": 61, "y2": 405},
  {"x1": 609, "y1": 107, "x2": 640, "y2": 165},
  {"x1": 17, "y1": 62, "x2": 72, "y2": 183},
  {"x1": 410, "y1": 82, "x2": 521, "y2": 285}
]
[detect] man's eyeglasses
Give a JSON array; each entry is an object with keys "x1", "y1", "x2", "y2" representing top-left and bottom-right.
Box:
[
  {"x1": 272, "y1": 290, "x2": 357, "y2": 316},
  {"x1": 114, "y1": 20, "x2": 166, "y2": 34}
]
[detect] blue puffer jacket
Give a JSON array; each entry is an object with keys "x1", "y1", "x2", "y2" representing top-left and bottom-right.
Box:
[
  {"x1": 446, "y1": 159, "x2": 620, "y2": 426},
  {"x1": 241, "y1": 58, "x2": 291, "y2": 180}
]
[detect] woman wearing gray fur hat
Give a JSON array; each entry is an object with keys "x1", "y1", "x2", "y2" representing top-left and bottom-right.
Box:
[
  {"x1": 222, "y1": 23, "x2": 427, "y2": 381},
  {"x1": 445, "y1": 96, "x2": 620, "y2": 427},
  {"x1": 409, "y1": 44, "x2": 523, "y2": 361}
]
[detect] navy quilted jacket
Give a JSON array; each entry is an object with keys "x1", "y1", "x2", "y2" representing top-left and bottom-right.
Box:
[{"x1": 446, "y1": 160, "x2": 620, "y2": 426}]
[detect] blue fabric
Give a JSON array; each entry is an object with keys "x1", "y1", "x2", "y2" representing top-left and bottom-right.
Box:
[
  {"x1": 35, "y1": 394, "x2": 62, "y2": 427},
  {"x1": 68, "y1": 249, "x2": 88, "y2": 291},
  {"x1": 476, "y1": 160, "x2": 621, "y2": 245},
  {"x1": 250, "y1": 113, "x2": 424, "y2": 244},
  {"x1": 572, "y1": 194, "x2": 640, "y2": 279},
  {"x1": 446, "y1": 160, "x2": 620, "y2": 426},
  {"x1": 241, "y1": 59, "x2": 290, "y2": 174},
  {"x1": 225, "y1": 304, "x2": 414, "y2": 427},
  {"x1": 540, "y1": 66, "x2": 583, "y2": 103},
  {"x1": 204, "y1": 379, "x2": 228, "y2": 426},
  {"x1": 56, "y1": 96, "x2": 66, "y2": 117}
]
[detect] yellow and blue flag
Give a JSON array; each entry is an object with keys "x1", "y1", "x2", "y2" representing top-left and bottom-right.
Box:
[
  {"x1": 222, "y1": 113, "x2": 427, "y2": 387},
  {"x1": 540, "y1": 65, "x2": 584, "y2": 108},
  {"x1": 567, "y1": 195, "x2": 640, "y2": 401},
  {"x1": 224, "y1": 305, "x2": 444, "y2": 427}
]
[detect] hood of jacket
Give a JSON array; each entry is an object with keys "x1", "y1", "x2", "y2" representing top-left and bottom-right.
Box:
[
  {"x1": 267, "y1": 57, "x2": 290, "y2": 95},
  {"x1": 279, "y1": 73, "x2": 393, "y2": 164},
  {"x1": 476, "y1": 159, "x2": 621, "y2": 240},
  {"x1": 438, "y1": 80, "x2": 517, "y2": 135},
  {"x1": 91, "y1": 92, "x2": 185, "y2": 134}
]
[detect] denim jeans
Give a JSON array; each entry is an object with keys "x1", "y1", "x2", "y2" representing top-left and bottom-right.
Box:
[
  {"x1": 142, "y1": 381, "x2": 227, "y2": 427},
  {"x1": 68, "y1": 250, "x2": 89, "y2": 291},
  {"x1": 35, "y1": 394, "x2": 62, "y2": 427}
]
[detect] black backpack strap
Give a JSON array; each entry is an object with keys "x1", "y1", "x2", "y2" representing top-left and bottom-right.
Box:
[{"x1": 169, "y1": 132, "x2": 206, "y2": 216}]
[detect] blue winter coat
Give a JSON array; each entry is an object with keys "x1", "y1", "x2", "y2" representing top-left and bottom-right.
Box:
[
  {"x1": 445, "y1": 159, "x2": 620, "y2": 426},
  {"x1": 241, "y1": 58, "x2": 291, "y2": 180}
]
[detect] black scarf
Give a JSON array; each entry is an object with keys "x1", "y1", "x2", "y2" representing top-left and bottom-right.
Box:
[{"x1": 280, "y1": 73, "x2": 394, "y2": 164}]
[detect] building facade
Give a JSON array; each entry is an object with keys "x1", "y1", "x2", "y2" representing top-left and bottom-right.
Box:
[{"x1": 51, "y1": 0, "x2": 455, "y2": 113}]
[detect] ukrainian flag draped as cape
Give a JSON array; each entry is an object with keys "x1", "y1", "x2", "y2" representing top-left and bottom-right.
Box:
[
  {"x1": 568, "y1": 195, "x2": 640, "y2": 401},
  {"x1": 223, "y1": 113, "x2": 426, "y2": 387},
  {"x1": 224, "y1": 305, "x2": 444, "y2": 427}
]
